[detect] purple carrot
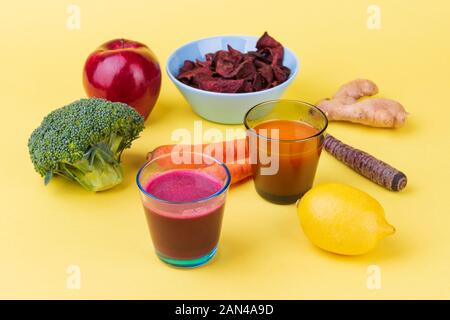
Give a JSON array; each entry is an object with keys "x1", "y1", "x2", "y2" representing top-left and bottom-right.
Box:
[{"x1": 324, "y1": 134, "x2": 407, "y2": 191}]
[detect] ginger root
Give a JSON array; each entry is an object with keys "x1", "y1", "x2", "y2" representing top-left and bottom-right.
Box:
[{"x1": 317, "y1": 79, "x2": 407, "y2": 128}]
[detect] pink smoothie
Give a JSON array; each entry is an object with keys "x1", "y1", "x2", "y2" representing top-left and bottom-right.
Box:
[
  {"x1": 146, "y1": 169, "x2": 222, "y2": 203},
  {"x1": 143, "y1": 170, "x2": 225, "y2": 259}
]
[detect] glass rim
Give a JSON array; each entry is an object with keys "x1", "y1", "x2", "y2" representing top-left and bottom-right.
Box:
[
  {"x1": 243, "y1": 99, "x2": 328, "y2": 143},
  {"x1": 136, "y1": 151, "x2": 231, "y2": 205}
]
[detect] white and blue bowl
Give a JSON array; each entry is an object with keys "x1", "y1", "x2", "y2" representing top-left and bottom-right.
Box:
[{"x1": 166, "y1": 35, "x2": 299, "y2": 124}]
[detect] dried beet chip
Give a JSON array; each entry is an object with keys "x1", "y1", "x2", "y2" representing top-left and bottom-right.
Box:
[
  {"x1": 272, "y1": 65, "x2": 289, "y2": 82},
  {"x1": 242, "y1": 80, "x2": 254, "y2": 93},
  {"x1": 179, "y1": 60, "x2": 195, "y2": 74},
  {"x1": 193, "y1": 73, "x2": 214, "y2": 86},
  {"x1": 254, "y1": 59, "x2": 268, "y2": 69},
  {"x1": 258, "y1": 64, "x2": 274, "y2": 87},
  {"x1": 268, "y1": 46, "x2": 284, "y2": 66},
  {"x1": 215, "y1": 59, "x2": 235, "y2": 77},
  {"x1": 252, "y1": 72, "x2": 264, "y2": 91},
  {"x1": 247, "y1": 51, "x2": 271, "y2": 64},
  {"x1": 195, "y1": 59, "x2": 212, "y2": 68},
  {"x1": 177, "y1": 67, "x2": 213, "y2": 82},
  {"x1": 205, "y1": 53, "x2": 215, "y2": 61},
  {"x1": 214, "y1": 49, "x2": 241, "y2": 68},
  {"x1": 236, "y1": 61, "x2": 256, "y2": 80},
  {"x1": 259, "y1": 47, "x2": 284, "y2": 66},
  {"x1": 223, "y1": 60, "x2": 256, "y2": 80},
  {"x1": 256, "y1": 32, "x2": 282, "y2": 49},
  {"x1": 227, "y1": 45, "x2": 244, "y2": 63},
  {"x1": 199, "y1": 79, "x2": 245, "y2": 93}
]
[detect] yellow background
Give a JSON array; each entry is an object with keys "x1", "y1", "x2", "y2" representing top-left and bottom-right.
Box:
[{"x1": 1, "y1": 0, "x2": 449, "y2": 299}]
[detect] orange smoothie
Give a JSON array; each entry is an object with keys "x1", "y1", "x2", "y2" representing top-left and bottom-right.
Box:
[{"x1": 251, "y1": 119, "x2": 323, "y2": 204}]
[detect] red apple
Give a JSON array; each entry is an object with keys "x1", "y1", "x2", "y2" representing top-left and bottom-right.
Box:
[{"x1": 83, "y1": 39, "x2": 161, "y2": 120}]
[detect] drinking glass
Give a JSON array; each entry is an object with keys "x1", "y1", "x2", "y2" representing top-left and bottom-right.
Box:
[
  {"x1": 244, "y1": 100, "x2": 328, "y2": 204},
  {"x1": 136, "y1": 151, "x2": 230, "y2": 268}
]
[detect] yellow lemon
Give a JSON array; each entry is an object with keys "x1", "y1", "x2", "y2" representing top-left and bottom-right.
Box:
[{"x1": 297, "y1": 183, "x2": 395, "y2": 255}]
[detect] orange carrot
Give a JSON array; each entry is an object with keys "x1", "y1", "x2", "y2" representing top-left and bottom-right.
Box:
[
  {"x1": 201, "y1": 158, "x2": 253, "y2": 185},
  {"x1": 146, "y1": 139, "x2": 249, "y2": 163},
  {"x1": 225, "y1": 159, "x2": 253, "y2": 184},
  {"x1": 146, "y1": 139, "x2": 252, "y2": 185}
]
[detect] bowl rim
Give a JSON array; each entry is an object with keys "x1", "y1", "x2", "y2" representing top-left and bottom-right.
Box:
[{"x1": 166, "y1": 34, "x2": 299, "y2": 97}]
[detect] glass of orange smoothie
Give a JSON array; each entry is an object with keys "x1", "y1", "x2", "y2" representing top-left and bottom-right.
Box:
[{"x1": 244, "y1": 100, "x2": 328, "y2": 204}]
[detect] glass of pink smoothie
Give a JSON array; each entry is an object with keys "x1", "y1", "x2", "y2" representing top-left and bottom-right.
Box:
[{"x1": 136, "y1": 151, "x2": 231, "y2": 268}]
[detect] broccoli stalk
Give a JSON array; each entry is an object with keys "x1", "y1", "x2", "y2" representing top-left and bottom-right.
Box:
[
  {"x1": 28, "y1": 98, "x2": 145, "y2": 192},
  {"x1": 54, "y1": 135, "x2": 124, "y2": 192}
]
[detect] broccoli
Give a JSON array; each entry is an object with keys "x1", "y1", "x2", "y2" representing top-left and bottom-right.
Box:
[{"x1": 28, "y1": 98, "x2": 145, "y2": 192}]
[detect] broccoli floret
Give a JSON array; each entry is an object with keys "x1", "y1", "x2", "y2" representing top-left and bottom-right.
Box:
[{"x1": 28, "y1": 98, "x2": 145, "y2": 192}]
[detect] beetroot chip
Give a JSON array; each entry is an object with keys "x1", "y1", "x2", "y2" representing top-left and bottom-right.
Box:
[
  {"x1": 272, "y1": 65, "x2": 289, "y2": 83},
  {"x1": 215, "y1": 49, "x2": 241, "y2": 65},
  {"x1": 193, "y1": 73, "x2": 214, "y2": 86},
  {"x1": 179, "y1": 60, "x2": 195, "y2": 74},
  {"x1": 256, "y1": 32, "x2": 285, "y2": 66},
  {"x1": 269, "y1": 46, "x2": 284, "y2": 66},
  {"x1": 199, "y1": 79, "x2": 245, "y2": 93},
  {"x1": 214, "y1": 52, "x2": 234, "y2": 77},
  {"x1": 195, "y1": 59, "x2": 212, "y2": 68},
  {"x1": 247, "y1": 51, "x2": 270, "y2": 64},
  {"x1": 252, "y1": 72, "x2": 264, "y2": 91},
  {"x1": 257, "y1": 64, "x2": 274, "y2": 87},
  {"x1": 256, "y1": 32, "x2": 282, "y2": 50},
  {"x1": 242, "y1": 80, "x2": 254, "y2": 93},
  {"x1": 258, "y1": 46, "x2": 284, "y2": 66},
  {"x1": 215, "y1": 59, "x2": 235, "y2": 77},
  {"x1": 205, "y1": 53, "x2": 215, "y2": 61},
  {"x1": 223, "y1": 60, "x2": 256, "y2": 80},
  {"x1": 227, "y1": 45, "x2": 244, "y2": 63},
  {"x1": 177, "y1": 67, "x2": 213, "y2": 83},
  {"x1": 236, "y1": 61, "x2": 256, "y2": 80}
]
